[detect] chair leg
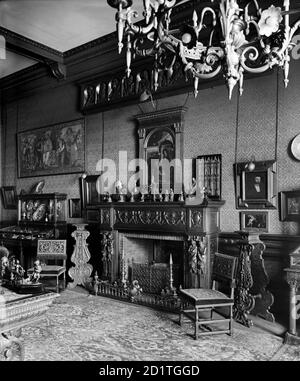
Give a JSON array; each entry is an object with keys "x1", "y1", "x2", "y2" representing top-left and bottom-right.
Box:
[
  {"x1": 194, "y1": 308, "x2": 199, "y2": 340},
  {"x1": 229, "y1": 305, "x2": 233, "y2": 336},
  {"x1": 63, "y1": 272, "x2": 66, "y2": 290},
  {"x1": 56, "y1": 276, "x2": 59, "y2": 293}
]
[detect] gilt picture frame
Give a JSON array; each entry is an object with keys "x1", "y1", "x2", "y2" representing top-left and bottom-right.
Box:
[
  {"x1": 69, "y1": 198, "x2": 82, "y2": 218},
  {"x1": 234, "y1": 160, "x2": 277, "y2": 209},
  {"x1": 17, "y1": 119, "x2": 85, "y2": 178},
  {"x1": 1, "y1": 186, "x2": 17, "y2": 209},
  {"x1": 279, "y1": 190, "x2": 300, "y2": 221},
  {"x1": 240, "y1": 211, "x2": 269, "y2": 232}
]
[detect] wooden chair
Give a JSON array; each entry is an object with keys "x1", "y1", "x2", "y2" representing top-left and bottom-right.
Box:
[
  {"x1": 27, "y1": 239, "x2": 67, "y2": 293},
  {"x1": 179, "y1": 252, "x2": 237, "y2": 339}
]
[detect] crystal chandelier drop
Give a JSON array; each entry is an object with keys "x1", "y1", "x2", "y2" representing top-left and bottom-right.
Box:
[{"x1": 107, "y1": 0, "x2": 300, "y2": 99}]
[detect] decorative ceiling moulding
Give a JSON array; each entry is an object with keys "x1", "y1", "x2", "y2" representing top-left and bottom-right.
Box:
[{"x1": 0, "y1": 27, "x2": 64, "y2": 63}]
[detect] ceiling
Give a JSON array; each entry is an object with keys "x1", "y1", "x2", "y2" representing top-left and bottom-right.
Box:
[{"x1": 0, "y1": 0, "x2": 144, "y2": 79}]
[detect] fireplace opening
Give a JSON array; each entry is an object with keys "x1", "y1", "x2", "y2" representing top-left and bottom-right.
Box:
[{"x1": 123, "y1": 236, "x2": 184, "y2": 295}]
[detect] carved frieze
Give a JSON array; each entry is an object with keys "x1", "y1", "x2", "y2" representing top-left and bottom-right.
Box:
[
  {"x1": 100, "y1": 208, "x2": 111, "y2": 226},
  {"x1": 115, "y1": 208, "x2": 186, "y2": 228},
  {"x1": 80, "y1": 61, "x2": 189, "y2": 113},
  {"x1": 190, "y1": 210, "x2": 203, "y2": 229}
]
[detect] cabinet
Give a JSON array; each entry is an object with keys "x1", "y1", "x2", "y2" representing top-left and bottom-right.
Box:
[
  {"x1": 18, "y1": 193, "x2": 67, "y2": 225},
  {"x1": 0, "y1": 193, "x2": 67, "y2": 269}
]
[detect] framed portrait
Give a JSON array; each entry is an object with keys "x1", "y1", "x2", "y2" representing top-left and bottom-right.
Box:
[
  {"x1": 69, "y1": 198, "x2": 82, "y2": 218},
  {"x1": 1, "y1": 186, "x2": 17, "y2": 209},
  {"x1": 17, "y1": 119, "x2": 85, "y2": 178},
  {"x1": 234, "y1": 160, "x2": 277, "y2": 209},
  {"x1": 240, "y1": 211, "x2": 269, "y2": 232},
  {"x1": 279, "y1": 190, "x2": 300, "y2": 221}
]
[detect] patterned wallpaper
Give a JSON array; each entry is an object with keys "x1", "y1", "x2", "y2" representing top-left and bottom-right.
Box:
[{"x1": 1, "y1": 60, "x2": 300, "y2": 234}]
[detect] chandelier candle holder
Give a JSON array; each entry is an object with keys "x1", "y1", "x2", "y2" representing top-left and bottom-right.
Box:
[{"x1": 107, "y1": 0, "x2": 300, "y2": 99}]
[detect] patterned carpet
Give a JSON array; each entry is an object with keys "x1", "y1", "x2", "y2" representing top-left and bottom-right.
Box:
[{"x1": 20, "y1": 289, "x2": 298, "y2": 361}]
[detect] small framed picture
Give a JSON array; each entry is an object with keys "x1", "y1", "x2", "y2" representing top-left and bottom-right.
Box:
[
  {"x1": 240, "y1": 211, "x2": 269, "y2": 232},
  {"x1": 69, "y1": 198, "x2": 82, "y2": 218},
  {"x1": 1, "y1": 186, "x2": 17, "y2": 209},
  {"x1": 234, "y1": 160, "x2": 277, "y2": 209},
  {"x1": 279, "y1": 190, "x2": 300, "y2": 221}
]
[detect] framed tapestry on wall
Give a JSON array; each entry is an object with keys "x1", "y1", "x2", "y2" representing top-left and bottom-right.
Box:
[
  {"x1": 17, "y1": 119, "x2": 85, "y2": 178},
  {"x1": 234, "y1": 160, "x2": 277, "y2": 209}
]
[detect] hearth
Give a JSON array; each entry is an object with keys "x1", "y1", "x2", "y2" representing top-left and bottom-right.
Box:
[{"x1": 120, "y1": 233, "x2": 184, "y2": 294}]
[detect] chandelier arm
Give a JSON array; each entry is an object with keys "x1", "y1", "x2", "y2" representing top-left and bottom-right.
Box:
[
  {"x1": 196, "y1": 7, "x2": 217, "y2": 35},
  {"x1": 278, "y1": 20, "x2": 300, "y2": 55},
  {"x1": 192, "y1": 64, "x2": 222, "y2": 79},
  {"x1": 157, "y1": 18, "x2": 180, "y2": 49},
  {"x1": 129, "y1": 19, "x2": 156, "y2": 35},
  {"x1": 245, "y1": 0, "x2": 261, "y2": 19},
  {"x1": 245, "y1": 20, "x2": 266, "y2": 49},
  {"x1": 240, "y1": 46, "x2": 270, "y2": 74}
]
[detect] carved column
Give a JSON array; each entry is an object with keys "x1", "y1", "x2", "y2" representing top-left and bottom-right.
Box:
[
  {"x1": 248, "y1": 234, "x2": 275, "y2": 322},
  {"x1": 284, "y1": 268, "x2": 300, "y2": 344},
  {"x1": 185, "y1": 235, "x2": 207, "y2": 289},
  {"x1": 68, "y1": 224, "x2": 93, "y2": 288},
  {"x1": 233, "y1": 241, "x2": 255, "y2": 327},
  {"x1": 100, "y1": 231, "x2": 114, "y2": 282}
]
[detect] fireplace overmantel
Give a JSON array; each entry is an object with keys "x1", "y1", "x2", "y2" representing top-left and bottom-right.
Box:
[{"x1": 85, "y1": 200, "x2": 224, "y2": 235}]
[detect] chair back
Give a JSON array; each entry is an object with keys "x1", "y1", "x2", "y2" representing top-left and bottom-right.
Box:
[
  {"x1": 37, "y1": 239, "x2": 67, "y2": 266},
  {"x1": 212, "y1": 253, "x2": 237, "y2": 290}
]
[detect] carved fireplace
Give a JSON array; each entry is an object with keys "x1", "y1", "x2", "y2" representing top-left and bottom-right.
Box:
[
  {"x1": 80, "y1": 106, "x2": 225, "y2": 306},
  {"x1": 86, "y1": 201, "x2": 224, "y2": 294}
]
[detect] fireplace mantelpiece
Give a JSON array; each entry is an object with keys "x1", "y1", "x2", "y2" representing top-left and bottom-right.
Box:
[{"x1": 86, "y1": 200, "x2": 224, "y2": 290}]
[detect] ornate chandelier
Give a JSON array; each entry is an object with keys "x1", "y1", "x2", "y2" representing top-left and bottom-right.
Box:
[{"x1": 107, "y1": 0, "x2": 300, "y2": 99}]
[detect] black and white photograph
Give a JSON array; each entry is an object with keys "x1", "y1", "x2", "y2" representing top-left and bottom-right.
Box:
[{"x1": 0, "y1": 0, "x2": 300, "y2": 370}]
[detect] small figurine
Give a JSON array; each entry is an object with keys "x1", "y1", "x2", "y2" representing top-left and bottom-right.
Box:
[
  {"x1": 170, "y1": 188, "x2": 174, "y2": 202},
  {"x1": 179, "y1": 191, "x2": 184, "y2": 202},
  {"x1": 108, "y1": 192, "x2": 112, "y2": 203},
  {"x1": 189, "y1": 177, "x2": 197, "y2": 196},
  {"x1": 115, "y1": 179, "x2": 123, "y2": 194},
  {"x1": 30, "y1": 259, "x2": 43, "y2": 283},
  {"x1": 158, "y1": 193, "x2": 163, "y2": 202},
  {"x1": 15, "y1": 259, "x2": 25, "y2": 279},
  {"x1": 164, "y1": 189, "x2": 169, "y2": 202}
]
